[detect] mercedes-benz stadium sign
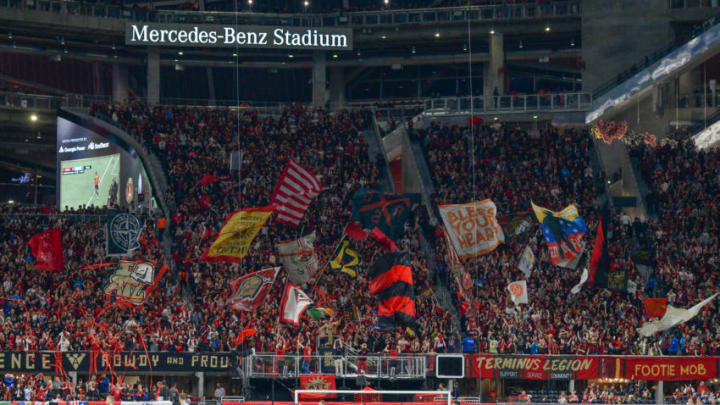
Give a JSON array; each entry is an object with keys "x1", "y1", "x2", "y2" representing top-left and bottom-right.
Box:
[{"x1": 125, "y1": 23, "x2": 353, "y2": 50}]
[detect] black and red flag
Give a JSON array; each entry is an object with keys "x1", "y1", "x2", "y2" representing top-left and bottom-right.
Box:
[
  {"x1": 352, "y1": 189, "x2": 420, "y2": 240},
  {"x1": 589, "y1": 209, "x2": 627, "y2": 291},
  {"x1": 369, "y1": 251, "x2": 416, "y2": 329}
]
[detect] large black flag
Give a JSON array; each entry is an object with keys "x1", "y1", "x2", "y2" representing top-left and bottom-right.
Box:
[
  {"x1": 589, "y1": 209, "x2": 627, "y2": 291},
  {"x1": 106, "y1": 211, "x2": 143, "y2": 257},
  {"x1": 351, "y1": 189, "x2": 420, "y2": 241},
  {"x1": 368, "y1": 251, "x2": 416, "y2": 329}
]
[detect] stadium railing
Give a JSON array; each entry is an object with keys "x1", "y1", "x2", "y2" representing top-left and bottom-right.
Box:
[
  {"x1": 245, "y1": 354, "x2": 427, "y2": 379},
  {"x1": 0, "y1": 90, "x2": 109, "y2": 111},
  {"x1": 0, "y1": 0, "x2": 580, "y2": 28}
]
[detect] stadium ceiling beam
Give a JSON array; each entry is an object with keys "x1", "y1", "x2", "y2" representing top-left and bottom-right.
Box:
[
  {"x1": 163, "y1": 48, "x2": 580, "y2": 68},
  {"x1": 510, "y1": 62, "x2": 582, "y2": 74}
]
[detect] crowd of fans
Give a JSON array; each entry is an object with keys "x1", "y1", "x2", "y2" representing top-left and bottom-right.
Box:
[
  {"x1": 2, "y1": 99, "x2": 720, "y2": 400},
  {"x1": 415, "y1": 121, "x2": 720, "y2": 356},
  {"x1": 86, "y1": 102, "x2": 450, "y2": 359}
]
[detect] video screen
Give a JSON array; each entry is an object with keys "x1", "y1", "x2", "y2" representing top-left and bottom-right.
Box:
[
  {"x1": 57, "y1": 110, "x2": 153, "y2": 211},
  {"x1": 60, "y1": 154, "x2": 120, "y2": 210}
]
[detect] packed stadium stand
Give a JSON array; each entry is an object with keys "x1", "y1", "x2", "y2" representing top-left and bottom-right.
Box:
[{"x1": 2, "y1": 0, "x2": 720, "y2": 404}]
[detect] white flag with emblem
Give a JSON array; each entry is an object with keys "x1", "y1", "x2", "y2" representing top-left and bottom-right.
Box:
[
  {"x1": 279, "y1": 282, "x2": 313, "y2": 326},
  {"x1": 277, "y1": 232, "x2": 319, "y2": 285},
  {"x1": 507, "y1": 280, "x2": 529, "y2": 305},
  {"x1": 517, "y1": 245, "x2": 535, "y2": 278}
]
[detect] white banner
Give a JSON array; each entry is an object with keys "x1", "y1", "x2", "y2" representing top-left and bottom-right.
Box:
[
  {"x1": 638, "y1": 293, "x2": 718, "y2": 336},
  {"x1": 280, "y1": 282, "x2": 313, "y2": 326},
  {"x1": 570, "y1": 268, "x2": 589, "y2": 295},
  {"x1": 439, "y1": 199, "x2": 504, "y2": 259}
]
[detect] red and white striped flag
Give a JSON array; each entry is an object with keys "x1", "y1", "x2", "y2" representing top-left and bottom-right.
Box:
[{"x1": 271, "y1": 158, "x2": 322, "y2": 226}]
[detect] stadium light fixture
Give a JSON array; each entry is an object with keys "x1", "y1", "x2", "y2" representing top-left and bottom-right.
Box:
[{"x1": 30, "y1": 114, "x2": 38, "y2": 122}]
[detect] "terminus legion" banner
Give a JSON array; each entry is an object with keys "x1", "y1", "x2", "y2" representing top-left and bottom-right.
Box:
[{"x1": 125, "y1": 23, "x2": 353, "y2": 50}]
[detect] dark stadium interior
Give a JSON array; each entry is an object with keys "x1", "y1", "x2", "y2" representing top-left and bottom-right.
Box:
[{"x1": 1, "y1": 0, "x2": 720, "y2": 404}]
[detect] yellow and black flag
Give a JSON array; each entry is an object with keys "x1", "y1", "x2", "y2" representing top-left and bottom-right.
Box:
[{"x1": 330, "y1": 239, "x2": 359, "y2": 278}]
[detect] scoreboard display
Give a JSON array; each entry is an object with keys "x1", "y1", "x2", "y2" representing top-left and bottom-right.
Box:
[{"x1": 62, "y1": 165, "x2": 92, "y2": 175}]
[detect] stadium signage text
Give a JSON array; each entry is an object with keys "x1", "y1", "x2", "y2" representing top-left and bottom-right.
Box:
[
  {"x1": 0, "y1": 352, "x2": 237, "y2": 373},
  {"x1": 125, "y1": 23, "x2": 353, "y2": 50},
  {"x1": 624, "y1": 357, "x2": 716, "y2": 381},
  {"x1": 471, "y1": 355, "x2": 598, "y2": 380}
]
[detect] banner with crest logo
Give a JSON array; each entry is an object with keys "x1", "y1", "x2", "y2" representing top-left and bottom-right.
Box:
[
  {"x1": 104, "y1": 260, "x2": 166, "y2": 304},
  {"x1": 277, "y1": 232, "x2": 319, "y2": 285},
  {"x1": 227, "y1": 267, "x2": 280, "y2": 311}
]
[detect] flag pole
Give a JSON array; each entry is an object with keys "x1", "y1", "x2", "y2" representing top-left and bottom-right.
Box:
[{"x1": 309, "y1": 226, "x2": 348, "y2": 293}]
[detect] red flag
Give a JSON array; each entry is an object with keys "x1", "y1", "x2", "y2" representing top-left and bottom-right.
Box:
[
  {"x1": 28, "y1": 229, "x2": 64, "y2": 271},
  {"x1": 298, "y1": 374, "x2": 336, "y2": 399},
  {"x1": 199, "y1": 195, "x2": 211, "y2": 209},
  {"x1": 271, "y1": 158, "x2": 322, "y2": 226},
  {"x1": 643, "y1": 298, "x2": 668, "y2": 318},
  {"x1": 344, "y1": 222, "x2": 369, "y2": 240},
  {"x1": 234, "y1": 328, "x2": 257, "y2": 346},
  {"x1": 368, "y1": 227, "x2": 398, "y2": 252},
  {"x1": 198, "y1": 173, "x2": 218, "y2": 186},
  {"x1": 588, "y1": 219, "x2": 605, "y2": 284}
]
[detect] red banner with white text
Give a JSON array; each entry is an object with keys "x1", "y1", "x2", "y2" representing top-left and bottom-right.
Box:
[
  {"x1": 470, "y1": 354, "x2": 599, "y2": 380},
  {"x1": 624, "y1": 357, "x2": 717, "y2": 381},
  {"x1": 469, "y1": 355, "x2": 720, "y2": 381}
]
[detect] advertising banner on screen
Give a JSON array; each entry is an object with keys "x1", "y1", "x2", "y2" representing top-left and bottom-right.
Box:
[
  {"x1": 126, "y1": 23, "x2": 353, "y2": 50},
  {"x1": 624, "y1": 357, "x2": 716, "y2": 381},
  {"x1": 439, "y1": 199, "x2": 504, "y2": 258},
  {"x1": 470, "y1": 354, "x2": 599, "y2": 380}
]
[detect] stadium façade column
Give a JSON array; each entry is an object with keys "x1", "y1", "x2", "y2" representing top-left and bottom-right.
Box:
[
  {"x1": 112, "y1": 63, "x2": 129, "y2": 104},
  {"x1": 147, "y1": 50, "x2": 161, "y2": 105},
  {"x1": 329, "y1": 66, "x2": 346, "y2": 110},
  {"x1": 312, "y1": 50, "x2": 327, "y2": 108},
  {"x1": 483, "y1": 32, "x2": 504, "y2": 98}
]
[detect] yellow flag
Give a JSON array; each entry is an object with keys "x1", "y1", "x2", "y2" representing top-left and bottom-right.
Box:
[
  {"x1": 202, "y1": 206, "x2": 274, "y2": 262},
  {"x1": 330, "y1": 239, "x2": 359, "y2": 277}
]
